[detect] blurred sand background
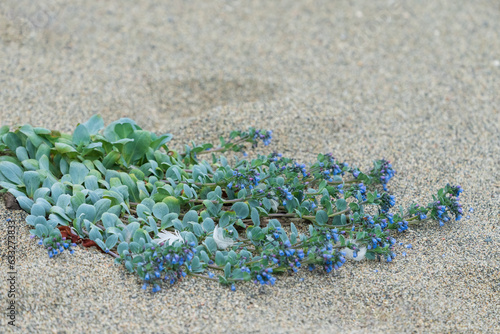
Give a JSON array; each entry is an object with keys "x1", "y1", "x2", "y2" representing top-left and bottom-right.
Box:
[{"x1": 0, "y1": 0, "x2": 499, "y2": 333}]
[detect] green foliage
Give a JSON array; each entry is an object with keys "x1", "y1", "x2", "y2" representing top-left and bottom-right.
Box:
[{"x1": 0, "y1": 115, "x2": 462, "y2": 292}]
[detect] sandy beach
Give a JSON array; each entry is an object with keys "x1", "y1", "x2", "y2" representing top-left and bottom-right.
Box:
[{"x1": 0, "y1": 0, "x2": 499, "y2": 333}]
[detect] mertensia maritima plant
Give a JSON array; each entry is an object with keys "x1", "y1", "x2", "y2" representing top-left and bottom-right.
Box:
[{"x1": 0, "y1": 115, "x2": 465, "y2": 292}]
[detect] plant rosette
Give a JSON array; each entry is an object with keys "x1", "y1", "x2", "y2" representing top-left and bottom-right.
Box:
[{"x1": 0, "y1": 116, "x2": 466, "y2": 292}]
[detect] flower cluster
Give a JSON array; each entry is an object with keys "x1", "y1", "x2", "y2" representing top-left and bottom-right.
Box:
[
  {"x1": 134, "y1": 243, "x2": 198, "y2": 292},
  {"x1": 446, "y1": 196, "x2": 463, "y2": 221},
  {"x1": 379, "y1": 193, "x2": 396, "y2": 213},
  {"x1": 348, "y1": 183, "x2": 367, "y2": 201},
  {"x1": 253, "y1": 130, "x2": 273, "y2": 147},
  {"x1": 32, "y1": 235, "x2": 76, "y2": 258},
  {"x1": 371, "y1": 159, "x2": 396, "y2": 191},
  {"x1": 228, "y1": 168, "x2": 262, "y2": 191},
  {"x1": 308, "y1": 244, "x2": 346, "y2": 273},
  {"x1": 276, "y1": 186, "x2": 294, "y2": 206},
  {"x1": 253, "y1": 267, "x2": 277, "y2": 286},
  {"x1": 288, "y1": 162, "x2": 310, "y2": 178},
  {"x1": 318, "y1": 153, "x2": 349, "y2": 177}
]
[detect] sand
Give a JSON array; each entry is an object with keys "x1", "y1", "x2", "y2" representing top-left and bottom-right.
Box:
[{"x1": 0, "y1": 0, "x2": 499, "y2": 333}]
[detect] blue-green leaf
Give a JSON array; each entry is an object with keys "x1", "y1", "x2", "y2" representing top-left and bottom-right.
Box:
[
  {"x1": 73, "y1": 124, "x2": 90, "y2": 145},
  {"x1": 202, "y1": 218, "x2": 215, "y2": 233},
  {"x1": 190, "y1": 222, "x2": 203, "y2": 237},
  {"x1": 232, "y1": 202, "x2": 249, "y2": 219},
  {"x1": 21, "y1": 159, "x2": 39, "y2": 171},
  {"x1": 76, "y1": 204, "x2": 96, "y2": 222},
  {"x1": 3, "y1": 132, "x2": 22, "y2": 152},
  {"x1": 151, "y1": 134, "x2": 173, "y2": 151},
  {"x1": 224, "y1": 262, "x2": 232, "y2": 278},
  {"x1": 15, "y1": 147, "x2": 29, "y2": 161},
  {"x1": 20, "y1": 125, "x2": 43, "y2": 147},
  {"x1": 204, "y1": 237, "x2": 217, "y2": 254},
  {"x1": 183, "y1": 210, "x2": 199, "y2": 224},
  {"x1": 0, "y1": 161, "x2": 24, "y2": 185},
  {"x1": 105, "y1": 234, "x2": 119, "y2": 249},
  {"x1": 35, "y1": 224, "x2": 48, "y2": 237},
  {"x1": 95, "y1": 239, "x2": 107, "y2": 251},
  {"x1": 102, "y1": 212, "x2": 118, "y2": 229},
  {"x1": 55, "y1": 142, "x2": 77, "y2": 154},
  {"x1": 33, "y1": 187, "x2": 50, "y2": 202},
  {"x1": 84, "y1": 175, "x2": 99, "y2": 191},
  {"x1": 69, "y1": 161, "x2": 89, "y2": 185},
  {"x1": 152, "y1": 202, "x2": 169, "y2": 220},
  {"x1": 117, "y1": 242, "x2": 129, "y2": 255},
  {"x1": 190, "y1": 256, "x2": 202, "y2": 272},
  {"x1": 23, "y1": 171, "x2": 41, "y2": 198},
  {"x1": 336, "y1": 198, "x2": 347, "y2": 211},
  {"x1": 315, "y1": 210, "x2": 328, "y2": 225},
  {"x1": 200, "y1": 250, "x2": 210, "y2": 263},
  {"x1": 16, "y1": 196, "x2": 34, "y2": 213},
  {"x1": 31, "y1": 203, "x2": 46, "y2": 217},
  {"x1": 215, "y1": 251, "x2": 226, "y2": 266},
  {"x1": 251, "y1": 207, "x2": 260, "y2": 226},
  {"x1": 89, "y1": 226, "x2": 102, "y2": 241},
  {"x1": 83, "y1": 114, "x2": 105, "y2": 135},
  {"x1": 129, "y1": 241, "x2": 140, "y2": 253},
  {"x1": 94, "y1": 198, "x2": 111, "y2": 221},
  {"x1": 36, "y1": 143, "x2": 51, "y2": 161},
  {"x1": 122, "y1": 131, "x2": 151, "y2": 166}
]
